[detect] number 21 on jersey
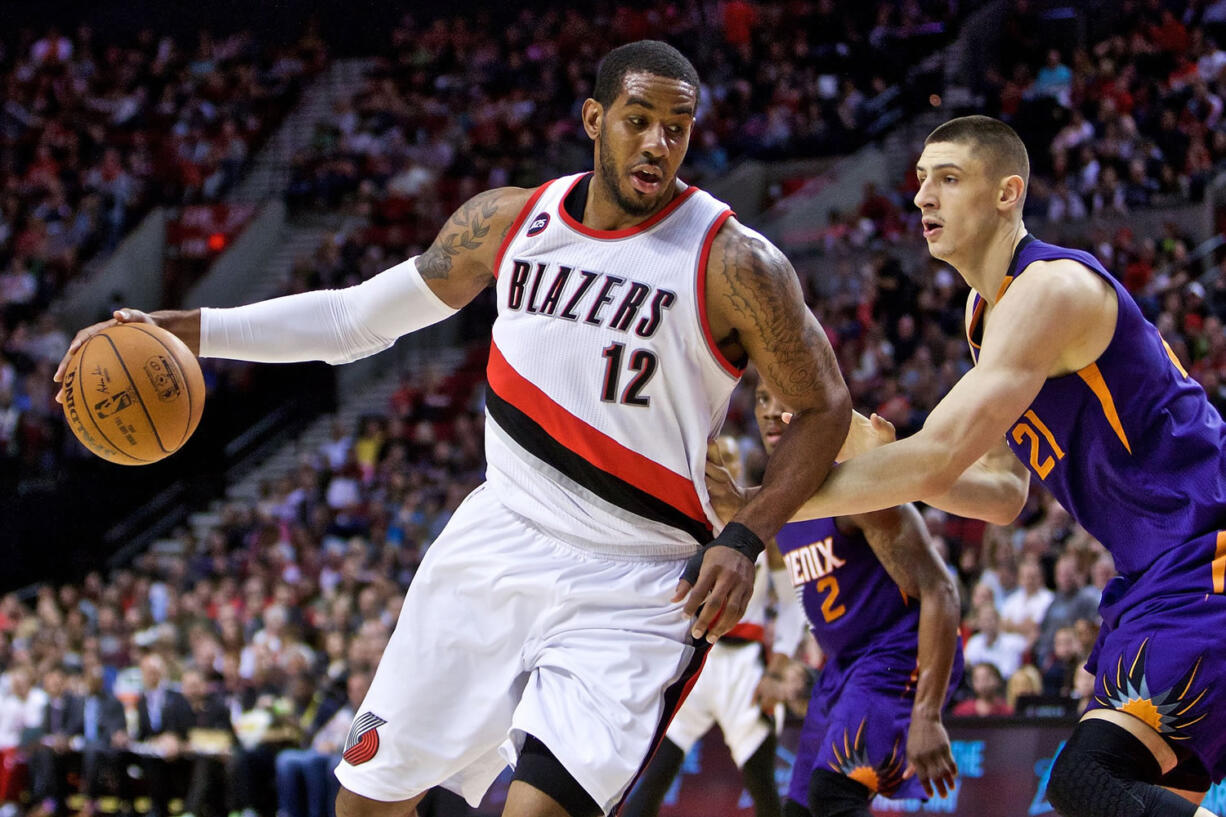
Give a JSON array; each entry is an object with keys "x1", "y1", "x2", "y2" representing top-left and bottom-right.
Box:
[{"x1": 1011, "y1": 409, "x2": 1065, "y2": 479}]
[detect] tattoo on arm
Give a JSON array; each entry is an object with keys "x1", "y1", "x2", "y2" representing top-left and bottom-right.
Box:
[
  {"x1": 720, "y1": 236, "x2": 836, "y2": 402},
  {"x1": 417, "y1": 189, "x2": 505, "y2": 284}
]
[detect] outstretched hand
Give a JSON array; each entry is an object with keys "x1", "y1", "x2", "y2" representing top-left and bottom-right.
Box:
[
  {"x1": 53, "y1": 309, "x2": 156, "y2": 403},
  {"x1": 781, "y1": 409, "x2": 896, "y2": 462}
]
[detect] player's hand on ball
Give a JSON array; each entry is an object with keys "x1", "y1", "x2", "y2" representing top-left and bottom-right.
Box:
[
  {"x1": 903, "y1": 717, "x2": 957, "y2": 799},
  {"x1": 53, "y1": 308, "x2": 156, "y2": 403},
  {"x1": 672, "y1": 539, "x2": 755, "y2": 644}
]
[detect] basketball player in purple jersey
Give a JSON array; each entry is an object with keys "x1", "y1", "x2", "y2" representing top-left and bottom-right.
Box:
[
  {"x1": 709, "y1": 380, "x2": 972, "y2": 817},
  {"x1": 793, "y1": 115, "x2": 1226, "y2": 817}
]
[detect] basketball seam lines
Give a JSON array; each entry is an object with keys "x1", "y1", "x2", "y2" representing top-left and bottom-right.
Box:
[
  {"x1": 101, "y1": 331, "x2": 171, "y2": 454},
  {"x1": 129, "y1": 323, "x2": 196, "y2": 449},
  {"x1": 74, "y1": 342, "x2": 149, "y2": 464}
]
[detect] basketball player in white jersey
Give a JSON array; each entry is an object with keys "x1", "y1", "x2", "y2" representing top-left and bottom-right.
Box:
[
  {"x1": 55, "y1": 41, "x2": 851, "y2": 817},
  {"x1": 621, "y1": 437, "x2": 809, "y2": 817}
]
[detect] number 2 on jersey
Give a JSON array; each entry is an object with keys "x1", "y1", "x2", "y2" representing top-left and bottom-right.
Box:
[
  {"x1": 601, "y1": 343, "x2": 658, "y2": 407},
  {"x1": 815, "y1": 576, "x2": 846, "y2": 623}
]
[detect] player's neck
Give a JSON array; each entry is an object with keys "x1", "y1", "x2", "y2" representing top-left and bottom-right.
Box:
[
  {"x1": 960, "y1": 221, "x2": 1028, "y2": 305},
  {"x1": 583, "y1": 175, "x2": 681, "y2": 232}
]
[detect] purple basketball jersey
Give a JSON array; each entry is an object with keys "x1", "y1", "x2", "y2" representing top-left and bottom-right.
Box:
[
  {"x1": 971, "y1": 235, "x2": 1226, "y2": 783},
  {"x1": 969, "y1": 235, "x2": 1226, "y2": 579},
  {"x1": 775, "y1": 516, "x2": 919, "y2": 660},
  {"x1": 778, "y1": 515, "x2": 963, "y2": 802}
]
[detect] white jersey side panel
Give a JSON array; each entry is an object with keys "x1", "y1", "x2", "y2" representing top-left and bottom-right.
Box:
[{"x1": 484, "y1": 173, "x2": 740, "y2": 557}]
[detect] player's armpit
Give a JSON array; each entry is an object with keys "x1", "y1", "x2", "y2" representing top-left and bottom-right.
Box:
[
  {"x1": 417, "y1": 186, "x2": 535, "y2": 308},
  {"x1": 703, "y1": 219, "x2": 851, "y2": 540}
]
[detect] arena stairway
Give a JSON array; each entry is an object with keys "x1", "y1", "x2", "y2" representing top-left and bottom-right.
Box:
[
  {"x1": 232, "y1": 58, "x2": 375, "y2": 203},
  {"x1": 145, "y1": 344, "x2": 466, "y2": 561}
]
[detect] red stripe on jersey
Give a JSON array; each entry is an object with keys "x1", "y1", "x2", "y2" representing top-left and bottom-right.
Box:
[
  {"x1": 558, "y1": 173, "x2": 699, "y2": 240},
  {"x1": 695, "y1": 209, "x2": 742, "y2": 378},
  {"x1": 492, "y1": 183, "x2": 549, "y2": 279},
  {"x1": 487, "y1": 341, "x2": 709, "y2": 528},
  {"x1": 725, "y1": 621, "x2": 767, "y2": 643}
]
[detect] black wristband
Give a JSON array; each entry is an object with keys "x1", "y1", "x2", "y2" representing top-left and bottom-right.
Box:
[
  {"x1": 713, "y1": 521, "x2": 765, "y2": 563},
  {"x1": 681, "y1": 522, "x2": 765, "y2": 586}
]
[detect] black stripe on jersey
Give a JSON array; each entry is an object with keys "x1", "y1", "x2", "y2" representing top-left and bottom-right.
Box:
[
  {"x1": 485, "y1": 387, "x2": 713, "y2": 545},
  {"x1": 612, "y1": 637, "x2": 712, "y2": 816}
]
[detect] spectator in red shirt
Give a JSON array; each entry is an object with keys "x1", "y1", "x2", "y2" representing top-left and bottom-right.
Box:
[
  {"x1": 953, "y1": 663, "x2": 1014, "y2": 717},
  {"x1": 721, "y1": 0, "x2": 757, "y2": 48}
]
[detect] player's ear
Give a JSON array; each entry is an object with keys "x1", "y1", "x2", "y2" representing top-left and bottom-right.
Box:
[
  {"x1": 581, "y1": 98, "x2": 603, "y2": 141},
  {"x1": 998, "y1": 174, "x2": 1025, "y2": 212}
]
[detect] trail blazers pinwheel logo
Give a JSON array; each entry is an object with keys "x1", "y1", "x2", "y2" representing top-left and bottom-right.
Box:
[
  {"x1": 1097, "y1": 638, "x2": 1208, "y2": 739},
  {"x1": 343, "y1": 712, "x2": 387, "y2": 765},
  {"x1": 828, "y1": 719, "x2": 905, "y2": 796}
]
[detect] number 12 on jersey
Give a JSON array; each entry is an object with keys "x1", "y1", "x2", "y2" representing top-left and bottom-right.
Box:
[{"x1": 601, "y1": 343, "x2": 658, "y2": 407}]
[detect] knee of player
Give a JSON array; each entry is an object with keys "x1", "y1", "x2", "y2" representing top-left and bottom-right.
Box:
[
  {"x1": 1045, "y1": 718, "x2": 1174, "y2": 817},
  {"x1": 1044, "y1": 743, "x2": 1081, "y2": 815},
  {"x1": 806, "y1": 769, "x2": 872, "y2": 817}
]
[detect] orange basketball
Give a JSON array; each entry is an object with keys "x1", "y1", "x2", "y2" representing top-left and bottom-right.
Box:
[{"x1": 60, "y1": 323, "x2": 205, "y2": 465}]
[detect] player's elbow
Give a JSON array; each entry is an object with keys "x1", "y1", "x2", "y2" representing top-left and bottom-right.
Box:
[
  {"x1": 982, "y1": 473, "x2": 1029, "y2": 526},
  {"x1": 819, "y1": 382, "x2": 853, "y2": 446},
  {"x1": 917, "y1": 454, "x2": 963, "y2": 501},
  {"x1": 922, "y1": 569, "x2": 960, "y2": 618}
]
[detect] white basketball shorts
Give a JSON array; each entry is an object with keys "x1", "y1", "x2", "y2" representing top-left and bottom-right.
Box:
[
  {"x1": 664, "y1": 638, "x2": 771, "y2": 767},
  {"x1": 333, "y1": 484, "x2": 706, "y2": 814}
]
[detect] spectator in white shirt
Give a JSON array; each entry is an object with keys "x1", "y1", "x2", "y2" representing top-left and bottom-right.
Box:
[
  {"x1": 0, "y1": 667, "x2": 47, "y2": 807},
  {"x1": 1000, "y1": 558, "x2": 1054, "y2": 646},
  {"x1": 964, "y1": 603, "x2": 1029, "y2": 681},
  {"x1": 319, "y1": 419, "x2": 353, "y2": 471}
]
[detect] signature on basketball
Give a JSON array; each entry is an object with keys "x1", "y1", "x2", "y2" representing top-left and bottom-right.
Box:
[{"x1": 89, "y1": 364, "x2": 110, "y2": 395}]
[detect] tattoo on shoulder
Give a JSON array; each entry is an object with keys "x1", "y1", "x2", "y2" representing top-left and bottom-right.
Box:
[
  {"x1": 719, "y1": 233, "x2": 834, "y2": 400},
  {"x1": 418, "y1": 188, "x2": 516, "y2": 283}
]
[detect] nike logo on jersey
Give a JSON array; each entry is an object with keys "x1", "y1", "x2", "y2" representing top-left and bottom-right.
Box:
[
  {"x1": 505, "y1": 259, "x2": 676, "y2": 337},
  {"x1": 784, "y1": 536, "x2": 846, "y2": 586}
]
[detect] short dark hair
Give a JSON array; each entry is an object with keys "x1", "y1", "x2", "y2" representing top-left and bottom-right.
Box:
[
  {"x1": 593, "y1": 40, "x2": 699, "y2": 108},
  {"x1": 925, "y1": 115, "x2": 1030, "y2": 189}
]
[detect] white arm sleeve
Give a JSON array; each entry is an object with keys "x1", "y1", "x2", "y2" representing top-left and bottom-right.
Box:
[
  {"x1": 199, "y1": 256, "x2": 458, "y2": 365},
  {"x1": 770, "y1": 567, "x2": 809, "y2": 658}
]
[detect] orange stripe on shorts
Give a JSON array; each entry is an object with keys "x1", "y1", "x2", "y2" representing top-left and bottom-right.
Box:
[{"x1": 1213, "y1": 531, "x2": 1226, "y2": 594}]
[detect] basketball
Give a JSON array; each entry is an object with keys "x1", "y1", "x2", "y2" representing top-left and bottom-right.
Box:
[{"x1": 60, "y1": 322, "x2": 205, "y2": 465}]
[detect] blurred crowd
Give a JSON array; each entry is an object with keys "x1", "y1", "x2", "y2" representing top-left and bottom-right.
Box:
[
  {"x1": 987, "y1": 0, "x2": 1226, "y2": 219},
  {"x1": 286, "y1": 0, "x2": 965, "y2": 218},
  {"x1": 7, "y1": 1, "x2": 1226, "y2": 814},
  {"x1": 0, "y1": 348, "x2": 488, "y2": 817},
  {"x1": 0, "y1": 24, "x2": 326, "y2": 482}
]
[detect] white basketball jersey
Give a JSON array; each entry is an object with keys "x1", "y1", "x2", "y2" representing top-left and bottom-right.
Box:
[{"x1": 484, "y1": 172, "x2": 740, "y2": 558}]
